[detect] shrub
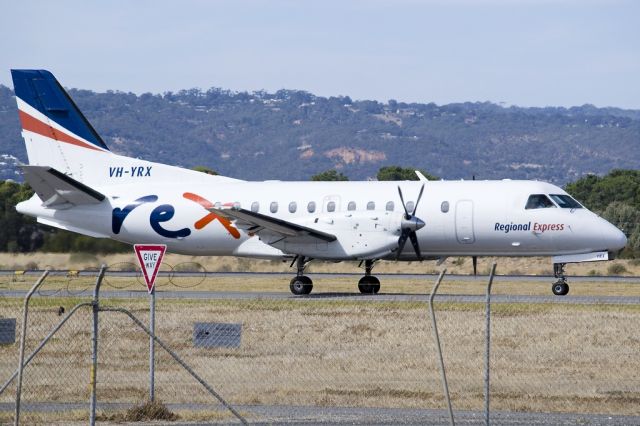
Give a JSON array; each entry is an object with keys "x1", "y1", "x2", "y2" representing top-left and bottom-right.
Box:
[{"x1": 607, "y1": 263, "x2": 628, "y2": 275}]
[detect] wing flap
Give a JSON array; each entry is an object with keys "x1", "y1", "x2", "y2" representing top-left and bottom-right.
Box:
[
  {"x1": 22, "y1": 165, "x2": 105, "y2": 207},
  {"x1": 209, "y1": 207, "x2": 337, "y2": 243}
]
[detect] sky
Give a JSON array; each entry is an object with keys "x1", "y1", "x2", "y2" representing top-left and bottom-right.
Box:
[{"x1": 1, "y1": 0, "x2": 639, "y2": 109}]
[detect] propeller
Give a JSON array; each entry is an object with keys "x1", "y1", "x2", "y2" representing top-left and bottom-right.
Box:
[
  {"x1": 472, "y1": 256, "x2": 477, "y2": 276},
  {"x1": 396, "y1": 183, "x2": 426, "y2": 260}
]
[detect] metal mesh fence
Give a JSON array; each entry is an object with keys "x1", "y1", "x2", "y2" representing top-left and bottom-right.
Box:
[{"x1": 1, "y1": 269, "x2": 640, "y2": 424}]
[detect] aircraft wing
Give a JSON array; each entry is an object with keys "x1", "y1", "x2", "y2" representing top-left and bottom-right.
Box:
[
  {"x1": 209, "y1": 207, "x2": 337, "y2": 243},
  {"x1": 21, "y1": 165, "x2": 105, "y2": 207}
]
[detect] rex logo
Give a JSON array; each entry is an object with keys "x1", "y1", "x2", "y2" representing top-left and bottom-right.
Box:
[
  {"x1": 110, "y1": 193, "x2": 241, "y2": 240},
  {"x1": 183, "y1": 192, "x2": 241, "y2": 239}
]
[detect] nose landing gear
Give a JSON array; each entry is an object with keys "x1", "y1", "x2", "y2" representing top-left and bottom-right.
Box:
[{"x1": 552, "y1": 263, "x2": 569, "y2": 296}]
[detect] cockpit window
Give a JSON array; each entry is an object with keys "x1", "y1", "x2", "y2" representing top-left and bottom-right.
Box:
[
  {"x1": 549, "y1": 194, "x2": 583, "y2": 209},
  {"x1": 525, "y1": 194, "x2": 556, "y2": 209}
]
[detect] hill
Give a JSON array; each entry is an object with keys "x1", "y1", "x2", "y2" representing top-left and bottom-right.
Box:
[{"x1": 0, "y1": 85, "x2": 639, "y2": 183}]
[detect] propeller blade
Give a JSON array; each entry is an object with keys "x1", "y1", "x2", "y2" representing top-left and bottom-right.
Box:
[
  {"x1": 396, "y1": 230, "x2": 409, "y2": 260},
  {"x1": 413, "y1": 183, "x2": 425, "y2": 214},
  {"x1": 473, "y1": 256, "x2": 477, "y2": 276},
  {"x1": 397, "y1": 186, "x2": 410, "y2": 219},
  {"x1": 408, "y1": 231, "x2": 423, "y2": 261}
]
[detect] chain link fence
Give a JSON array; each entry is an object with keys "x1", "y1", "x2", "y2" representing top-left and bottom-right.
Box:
[{"x1": 1, "y1": 265, "x2": 639, "y2": 424}]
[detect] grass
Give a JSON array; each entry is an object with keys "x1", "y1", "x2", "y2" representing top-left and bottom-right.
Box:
[
  {"x1": 1, "y1": 252, "x2": 640, "y2": 277},
  {"x1": 0, "y1": 259, "x2": 640, "y2": 423},
  {"x1": 1, "y1": 276, "x2": 639, "y2": 419},
  {"x1": 98, "y1": 400, "x2": 178, "y2": 422}
]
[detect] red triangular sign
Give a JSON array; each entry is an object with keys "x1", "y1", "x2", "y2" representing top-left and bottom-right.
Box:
[{"x1": 134, "y1": 244, "x2": 167, "y2": 293}]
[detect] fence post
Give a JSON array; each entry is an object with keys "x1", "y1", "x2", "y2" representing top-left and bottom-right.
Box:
[
  {"x1": 89, "y1": 265, "x2": 107, "y2": 426},
  {"x1": 484, "y1": 263, "x2": 497, "y2": 426},
  {"x1": 428, "y1": 269, "x2": 454, "y2": 426},
  {"x1": 149, "y1": 286, "x2": 155, "y2": 402},
  {"x1": 14, "y1": 270, "x2": 49, "y2": 426}
]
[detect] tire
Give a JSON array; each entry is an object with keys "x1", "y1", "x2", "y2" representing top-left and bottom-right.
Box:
[
  {"x1": 358, "y1": 276, "x2": 380, "y2": 294},
  {"x1": 552, "y1": 282, "x2": 569, "y2": 296},
  {"x1": 290, "y1": 275, "x2": 313, "y2": 295}
]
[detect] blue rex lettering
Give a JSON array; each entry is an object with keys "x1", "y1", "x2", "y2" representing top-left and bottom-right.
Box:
[
  {"x1": 150, "y1": 204, "x2": 191, "y2": 238},
  {"x1": 112, "y1": 195, "x2": 191, "y2": 239},
  {"x1": 112, "y1": 195, "x2": 158, "y2": 233}
]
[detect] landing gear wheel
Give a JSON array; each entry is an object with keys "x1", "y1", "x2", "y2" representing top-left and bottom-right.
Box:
[
  {"x1": 358, "y1": 276, "x2": 381, "y2": 294},
  {"x1": 290, "y1": 276, "x2": 313, "y2": 295},
  {"x1": 552, "y1": 281, "x2": 569, "y2": 296}
]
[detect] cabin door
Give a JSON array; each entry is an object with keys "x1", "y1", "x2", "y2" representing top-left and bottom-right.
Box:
[{"x1": 455, "y1": 200, "x2": 475, "y2": 244}]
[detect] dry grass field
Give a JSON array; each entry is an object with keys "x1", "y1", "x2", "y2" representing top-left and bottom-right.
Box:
[
  {"x1": 1, "y1": 252, "x2": 639, "y2": 277},
  {"x1": 0, "y1": 248, "x2": 638, "y2": 424},
  {"x1": 1, "y1": 273, "x2": 639, "y2": 423}
]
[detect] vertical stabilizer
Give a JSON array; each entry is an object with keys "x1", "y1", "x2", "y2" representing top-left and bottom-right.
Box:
[{"x1": 11, "y1": 69, "x2": 110, "y2": 182}]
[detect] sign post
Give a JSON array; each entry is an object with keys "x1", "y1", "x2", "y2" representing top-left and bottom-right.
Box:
[{"x1": 134, "y1": 244, "x2": 166, "y2": 402}]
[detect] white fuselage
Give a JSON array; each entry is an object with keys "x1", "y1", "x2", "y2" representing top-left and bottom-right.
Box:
[{"x1": 17, "y1": 178, "x2": 627, "y2": 261}]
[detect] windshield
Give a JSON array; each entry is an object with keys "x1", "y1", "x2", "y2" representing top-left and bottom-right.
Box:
[
  {"x1": 525, "y1": 194, "x2": 556, "y2": 209},
  {"x1": 549, "y1": 194, "x2": 583, "y2": 209}
]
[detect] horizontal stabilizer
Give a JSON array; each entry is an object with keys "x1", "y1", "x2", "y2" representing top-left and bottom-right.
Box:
[
  {"x1": 210, "y1": 207, "x2": 337, "y2": 243},
  {"x1": 22, "y1": 165, "x2": 105, "y2": 207}
]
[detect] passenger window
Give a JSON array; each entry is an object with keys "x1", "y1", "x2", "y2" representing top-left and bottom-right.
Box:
[
  {"x1": 307, "y1": 201, "x2": 316, "y2": 213},
  {"x1": 327, "y1": 201, "x2": 336, "y2": 212},
  {"x1": 289, "y1": 201, "x2": 297, "y2": 213},
  {"x1": 347, "y1": 201, "x2": 356, "y2": 211},
  {"x1": 549, "y1": 194, "x2": 583, "y2": 209},
  {"x1": 366, "y1": 201, "x2": 375, "y2": 210},
  {"x1": 406, "y1": 201, "x2": 415, "y2": 214},
  {"x1": 251, "y1": 201, "x2": 259, "y2": 213},
  {"x1": 525, "y1": 194, "x2": 556, "y2": 209},
  {"x1": 385, "y1": 201, "x2": 394, "y2": 211},
  {"x1": 441, "y1": 201, "x2": 449, "y2": 213},
  {"x1": 270, "y1": 202, "x2": 278, "y2": 213}
]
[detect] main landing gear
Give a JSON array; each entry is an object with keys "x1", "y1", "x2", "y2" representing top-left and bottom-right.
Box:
[
  {"x1": 552, "y1": 263, "x2": 569, "y2": 296},
  {"x1": 358, "y1": 259, "x2": 380, "y2": 294},
  {"x1": 289, "y1": 256, "x2": 313, "y2": 295}
]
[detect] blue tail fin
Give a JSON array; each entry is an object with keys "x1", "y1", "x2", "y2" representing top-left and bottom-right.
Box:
[{"x1": 11, "y1": 69, "x2": 109, "y2": 151}]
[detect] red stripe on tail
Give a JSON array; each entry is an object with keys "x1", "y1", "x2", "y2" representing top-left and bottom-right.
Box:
[{"x1": 19, "y1": 110, "x2": 104, "y2": 152}]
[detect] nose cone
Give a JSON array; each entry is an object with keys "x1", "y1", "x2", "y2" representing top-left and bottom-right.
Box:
[
  {"x1": 402, "y1": 216, "x2": 425, "y2": 231},
  {"x1": 602, "y1": 220, "x2": 627, "y2": 253}
]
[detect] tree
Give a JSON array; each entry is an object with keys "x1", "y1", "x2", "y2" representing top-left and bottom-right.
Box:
[
  {"x1": 0, "y1": 181, "x2": 43, "y2": 252},
  {"x1": 311, "y1": 169, "x2": 349, "y2": 181},
  {"x1": 601, "y1": 201, "x2": 640, "y2": 256},
  {"x1": 193, "y1": 166, "x2": 219, "y2": 175},
  {"x1": 564, "y1": 170, "x2": 640, "y2": 212},
  {"x1": 376, "y1": 166, "x2": 438, "y2": 181}
]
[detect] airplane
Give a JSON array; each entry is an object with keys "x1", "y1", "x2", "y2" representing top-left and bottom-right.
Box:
[{"x1": 9, "y1": 69, "x2": 628, "y2": 296}]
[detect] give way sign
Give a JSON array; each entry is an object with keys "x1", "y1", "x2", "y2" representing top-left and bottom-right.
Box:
[{"x1": 134, "y1": 244, "x2": 167, "y2": 293}]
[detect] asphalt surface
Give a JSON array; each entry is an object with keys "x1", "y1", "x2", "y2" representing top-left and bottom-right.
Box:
[
  {"x1": 2, "y1": 288, "x2": 639, "y2": 305},
  {"x1": 3, "y1": 402, "x2": 640, "y2": 425},
  {"x1": 2, "y1": 269, "x2": 640, "y2": 283}
]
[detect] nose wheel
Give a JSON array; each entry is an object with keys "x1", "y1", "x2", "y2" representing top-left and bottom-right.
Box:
[{"x1": 552, "y1": 263, "x2": 570, "y2": 296}]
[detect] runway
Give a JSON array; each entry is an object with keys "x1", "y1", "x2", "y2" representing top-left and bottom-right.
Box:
[
  {"x1": 2, "y1": 288, "x2": 639, "y2": 305},
  {"x1": 2, "y1": 402, "x2": 639, "y2": 425},
  {"x1": 2, "y1": 269, "x2": 640, "y2": 284}
]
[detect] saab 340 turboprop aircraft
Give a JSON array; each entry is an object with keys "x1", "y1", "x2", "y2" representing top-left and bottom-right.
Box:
[{"x1": 10, "y1": 70, "x2": 627, "y2": 296}]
